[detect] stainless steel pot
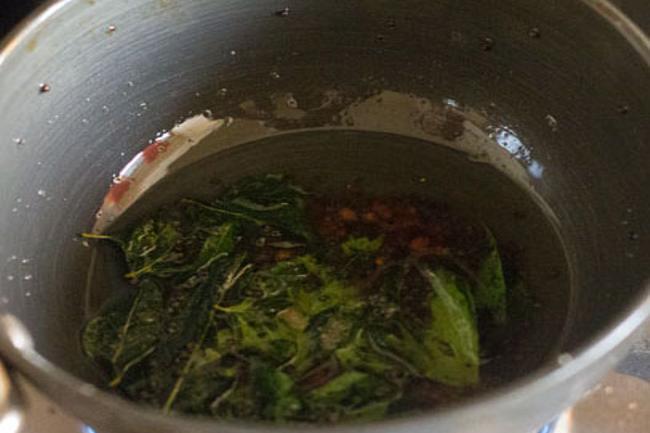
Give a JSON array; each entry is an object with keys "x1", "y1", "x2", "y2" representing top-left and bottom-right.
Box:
[{"x1": 0, "y1": 1, "x2": 648, "y2": 433}]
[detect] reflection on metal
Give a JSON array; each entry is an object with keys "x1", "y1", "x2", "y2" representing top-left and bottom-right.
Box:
[
  {"x1": 554, "y1": 410, "x2": 573, "y2": 433},
  {"x1": 490, "y1": 126, "x2": 544, "y2": 178},
  {"x1": 0, "y1": 409, "x2": 22, "y2": 433},
  {"x1": 0, "y1": 359, "x2": 22, "y2": 433},
  {"x1": 0, "y1": 316, "x2": 34, "y2": 351},
  {"x1": 92, "y1": 115, "x2": 225, "y2": 233}
]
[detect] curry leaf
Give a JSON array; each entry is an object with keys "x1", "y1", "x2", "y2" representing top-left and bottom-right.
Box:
[
  {"x1": 306, "y1": 370, "x2": 398, "y2": 422},
  {"x1": 341, "y1": 236, "x2": 384, "y2": 256},
  {"x1": 475, "y1": 229, "x2": 508, "y2": 324},
  {"x1": 252, "y1": 362, "x2": 302, "y2": 420},
  {"x1": 122, "y1": 218, "x2": 183, "y2": 280},
  {"x1": 386, "y1": 266, "x2": 479, "y2": 387},
  {"x1": 420, "y1": 266, "x2": 479, "y2": 385},
  {"x1": 210, "y1": 174, "x2": 311, "y2": 239},
  {"x1": 82, "y1": 280, "x2": 163, "y2": 387},
  {"x1": 163, "y1": 256, "x2": 253, "y2": 412},
  {"x1": 194, "y1": 223, "x2": 236, "y2": 271},
  {"x1": 82, "y1": 174, "x2": 508, "y2": 422}
]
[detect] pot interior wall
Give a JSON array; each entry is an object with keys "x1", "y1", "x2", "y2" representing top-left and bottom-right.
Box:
[{"x1": 0, "y1": 0, "x2": 648, "y2": 401}]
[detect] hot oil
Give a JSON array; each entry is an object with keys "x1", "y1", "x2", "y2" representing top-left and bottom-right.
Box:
[{"x1": 85, "y1": 129, "x2": 572, "y2": 405}]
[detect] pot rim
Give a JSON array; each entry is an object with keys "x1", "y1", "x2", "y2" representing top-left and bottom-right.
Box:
[{"x1": 0, "y1": 0, "x2": 648, "y2": 431}]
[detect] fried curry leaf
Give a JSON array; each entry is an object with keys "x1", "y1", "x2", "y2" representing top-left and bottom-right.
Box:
[
  {"x1": 341, "y1": 236, "x2": 384, "y2": 256},
  {"x1": 120, "y1": 218, "x2": 183, "y2": 280},
  {"x1": 386, "y1": 267, "x2": 479, "y2": 387},
  {"x1": 252, "y1": 362, "x2": 302, "y2": 421},
  {"x1": 475, "y1": 229, "x2": 508, "y2": 324},
  {"x1": 201, "y1": 174, "x2": 311, "y2": 239},
  {"x1": 336, "y1": 329, "x2": 398, "y2": 376},
  {"x1": 82, "y1": 280, "x2": 163, "y2": 387},
  {"x1": 163, "y1": 256, "x2": 252, "y2": 412},
  {"x1": 81, "y1": 174, "x2": 522, "y2": 423},
  {"x1": 306, "y1": 370, "x2": 398, "y2": 422},
  {"x1": 193, "y1": 223, "x2": 237, "y2": 271}
]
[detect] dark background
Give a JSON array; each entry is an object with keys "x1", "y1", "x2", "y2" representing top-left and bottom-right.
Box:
[{"x1": 1, "y1": 0, "x2": 649, "y2": 36}]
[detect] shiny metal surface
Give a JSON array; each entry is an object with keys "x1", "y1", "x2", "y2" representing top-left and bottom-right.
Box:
[
  {"x1": 15, "y1": 370, "x2": 650, "y2": 433},
  {"x1": 0, "y1": 1, "x2": 648, "y2": 433}
]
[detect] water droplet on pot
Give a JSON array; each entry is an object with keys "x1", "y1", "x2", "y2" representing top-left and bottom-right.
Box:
[
  {"x1": 418, "y1": 176, "x2": 428, "y2": 183},
  {"x1": 275, "y1": 7, "x2": 290, "y2": 17},
  {"x1": 21, "y1": 258, "x2": 31, "y2": 264},
  {"x1": 627, "y1": 231, "x2": 639, "y2": 241},
  {"x1": 481, "y1": 37, "x2": 494, "y2": 51},
  {"x1": 617, "y1": 104, "x2": 629, "y2": 115},
  {"x1": 107, "y1": 25, "x2": 117, "y2": 33},
  {"x1": 127, "y1": 81, "x2": 134, "y2": 87},
  {"x1": 270, "y1": 71, "x2": 281, "y2": 79},
  {"x1": 81, "y1": 118, "x2": 89, "y2": 124},
  {"x1": 604, "y1": 386, "x2": 614, "y2": 394},
  {"x1": 13, "y1": 137, "x2": 25, "y2": 146},
  {"x1": 6, "y1": 275, "x2": 14, "y2": 281},
  {"x1": 627, "y1": 402, "x2": 638, "y2": 410},
  {"x1": 11, "y1": 207, "x2": 18, "y2": 213},
  {"x1": 230, "y1": 50, "x2": 237, "y2": 56},
  {"x1": 23, "y1": 274, "x2": 33, "y2": 281},
  {"x1": 39, "y1": 83, "x2": 51, "y2": 93},
  {"x1": 219, "y1": 88, "x2": 228, "y2": 96},
  {"x1": 545, "y1": 114, "x2": 558, "y2": 131},
  {"x1": 528, "y1": 27, "x2": 541, "y2": 38},
  {"x1": 557, "y1": 353, "x2": 573, "y2": 365},
  {"x1": 202, "y1": 109, "x2": 213, "y2": 119},
  {"x1": 37, "y1": 189, "x2": 46, "y2": 197},
  {"x1": 25, "y1": 291, "x2": 31, "y2": 297},
  {"x1": 286, "y1": 95, "x2": 298, "y2": 108},
  {"x1": 102, "y1": 105, "x2": 110, "y2": 113}
]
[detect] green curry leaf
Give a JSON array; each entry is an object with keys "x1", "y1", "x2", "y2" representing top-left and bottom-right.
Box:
[
  {"x1": 475, "y1": 229, "x2": 508, "y2": 324},
  {"x1": 82, "y1": 280, "x2": 163, "y2": 387},
  {"x1": 341, "y1": 236, "x2": 384, "y2": 256},
  {"x1": 386, "y1": 266, "x2": 479, "y2": 387}
]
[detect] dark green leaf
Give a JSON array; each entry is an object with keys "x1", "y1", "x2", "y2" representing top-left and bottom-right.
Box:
[
  {"x1": 251, "y1": 362, "x2": 302, "y2": 420},
  {"x1": 82, "y1": 280, "x2": 163, "y2": 387},
  {"x1": 341, "y1": 236, "x2": 384, "y2": 256},
  {"x1": 122, "y1": 218, "x2": 183, "y2": 280},
  {"x1": 386, "y1": 266, "x2": 479, "y2": 387},
  {"x1": 475, "y1": 229, "x2": 508, "y2": 324},
  {"x1": 208, "y1": 174, "x2": 311, "y2": 239},
  {"x1": 306, "y1": 370, "x2": 397, "y2": 422}
]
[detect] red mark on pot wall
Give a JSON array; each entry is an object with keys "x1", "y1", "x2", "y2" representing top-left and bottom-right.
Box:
[
  {"x1": 142, "y1": 140, "x2": 170, "y2": 163},
  {"x1": 106, "y1": 178, "x2": 133, "y2": 204}
]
